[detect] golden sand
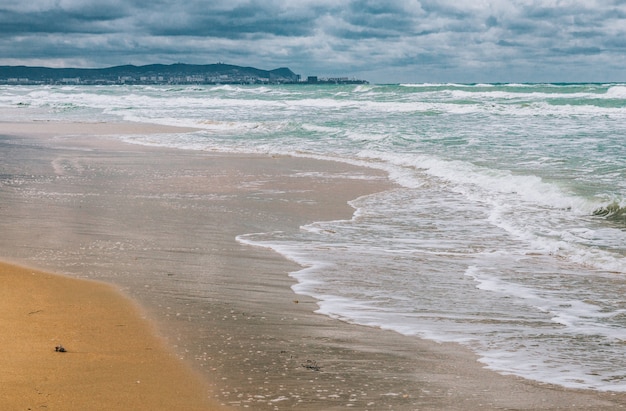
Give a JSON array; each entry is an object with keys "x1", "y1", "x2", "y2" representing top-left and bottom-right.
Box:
[{"x1": 0, "y1": 261, "x2": 223, "y2": 410}]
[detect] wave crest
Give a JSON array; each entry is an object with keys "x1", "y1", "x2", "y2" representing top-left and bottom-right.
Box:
[{"x1": 592, "y1": 201, "x2": 626, "y2": 221}]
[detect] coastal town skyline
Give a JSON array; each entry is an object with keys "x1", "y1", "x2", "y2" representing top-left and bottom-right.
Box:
[
  {"x1": 0, "y1": 62, "x2": 369, "y2": 85},
  {"x1": 0, "y1": 1, "x2": 625, "y2": 84}
]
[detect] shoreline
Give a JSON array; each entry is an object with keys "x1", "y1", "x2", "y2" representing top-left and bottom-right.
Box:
[{"x1": 2, "y1": 120, "x2": 626, "y2": 409}]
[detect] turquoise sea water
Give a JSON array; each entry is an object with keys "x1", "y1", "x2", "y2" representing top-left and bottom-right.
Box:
[{"x1": 1, "y1": 83, "x2": 625, "y2": 390}]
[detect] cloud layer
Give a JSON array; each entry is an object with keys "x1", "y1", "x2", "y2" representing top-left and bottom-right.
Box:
[{"x1": 1, "y1": 0, "x2": 625, "y2": 83}]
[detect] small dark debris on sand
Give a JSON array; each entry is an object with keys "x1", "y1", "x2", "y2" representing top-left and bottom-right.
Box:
[
  {"x1": 55, "y1": 345, "x2": 66, "y2": 352},
  {"x1": 302, "y1": 359, "x2": 321, "y2": 371}
]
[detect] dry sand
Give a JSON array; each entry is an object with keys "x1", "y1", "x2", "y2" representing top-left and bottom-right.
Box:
[
  {"x1": 2, "y1": 120, "x2": 626, "y2": 410},
  {"x1": 0, "y1": 261, "x2": 221, "y2": 410}
]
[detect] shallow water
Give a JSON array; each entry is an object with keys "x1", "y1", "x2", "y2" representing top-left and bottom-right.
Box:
[{"x1": 1, "y1": 83, "x2": 625, "y2": 390}]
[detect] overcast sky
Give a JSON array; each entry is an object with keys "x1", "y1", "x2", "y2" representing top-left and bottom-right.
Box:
[{"x1": 1, "y1": 0, "x2": 625, "y2": 83}]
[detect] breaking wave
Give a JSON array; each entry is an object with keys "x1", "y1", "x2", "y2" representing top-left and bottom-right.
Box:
[{"x1": 593, "y1": 201, "x2": 626, "y2": 222}]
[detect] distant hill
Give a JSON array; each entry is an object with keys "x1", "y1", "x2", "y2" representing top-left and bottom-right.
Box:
[{"x1": 0, "y1": 63, "x2": 301, "y2": 85}]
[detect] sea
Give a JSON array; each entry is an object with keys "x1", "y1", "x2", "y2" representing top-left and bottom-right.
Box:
[{"x1": 1, "y1": 82, "x2": 625, "y2": 391}]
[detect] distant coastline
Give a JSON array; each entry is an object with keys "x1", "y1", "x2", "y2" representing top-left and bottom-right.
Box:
[{"x1": 0, "y1": 63, "x2": 368, "y2": 86}]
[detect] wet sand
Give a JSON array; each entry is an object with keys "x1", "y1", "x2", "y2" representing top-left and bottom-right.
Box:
[{"x1": 2, "y1": 121, "x2": 626, "y2": 410}]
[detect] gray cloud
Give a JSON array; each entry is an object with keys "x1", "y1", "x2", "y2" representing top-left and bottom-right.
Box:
[{"x1": 0, "y1": 0, "x2": 625, "y2": 83}]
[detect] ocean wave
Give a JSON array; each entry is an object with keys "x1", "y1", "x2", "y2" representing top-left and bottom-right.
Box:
[
  {"x1": 606, "y1": 85, "x2": 626, "y2": 98},
  {"x1": 399, "y1": 82, "x2": 468, "y2": 88},
  {"x1": 593, "y1": 201, "x2": 626, "y2": 221}
]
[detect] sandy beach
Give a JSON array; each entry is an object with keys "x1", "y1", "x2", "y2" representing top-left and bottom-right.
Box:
[
  {"x1": 0, "y1": 261, "x2": 221, "y2": 410},
  {"x1": 2, "y1": 120, "x2": 626, "y2": 410}
]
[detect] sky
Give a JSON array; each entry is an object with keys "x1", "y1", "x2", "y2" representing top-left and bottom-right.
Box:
[{"x1": 1, "y1": 0, "x2": 625, "y2": 84}]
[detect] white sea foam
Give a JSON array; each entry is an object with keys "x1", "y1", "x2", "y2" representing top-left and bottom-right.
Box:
[{"x1": 606, "y1": 85, "x2": 626, "y2": 98}]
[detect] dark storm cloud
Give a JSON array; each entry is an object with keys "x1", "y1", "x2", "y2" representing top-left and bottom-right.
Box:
[
  {"x1": 0, "y1": 2, "x2": 132, "y2": 34},
  {"x1": 1, "y1": 1, "x2": 625, "y2": 82},
  {"x1": 141, "y1": 1, "x2": 318, "y2": 38},
  {"x1": 0, "y1": 10, "x2": 120, "y2": 35}
]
